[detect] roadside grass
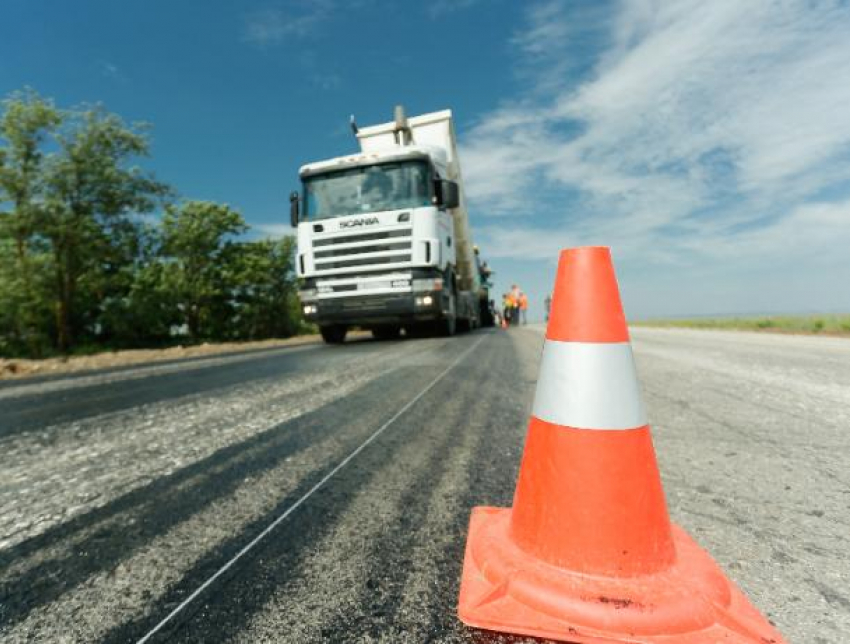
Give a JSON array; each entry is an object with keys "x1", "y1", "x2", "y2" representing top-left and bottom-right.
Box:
[{"x1": 632, "y1": 314, "x2": 850, "y2": 337}]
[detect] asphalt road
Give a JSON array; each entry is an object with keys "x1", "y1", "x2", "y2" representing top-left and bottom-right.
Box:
[{"x1": 0, "y1": 326, "x2": 847, "y2": 643}]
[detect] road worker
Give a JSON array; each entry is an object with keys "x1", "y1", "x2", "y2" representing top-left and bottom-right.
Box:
[
  {"x1": 502, "y1": 292, "x2": 514, "y2": 327},
  {"x1": 519, "y1": 292, "x2": 528, "y2": 325},
  {"x1": 510, "y1": 285, "x2": 521, "y2": 326}
]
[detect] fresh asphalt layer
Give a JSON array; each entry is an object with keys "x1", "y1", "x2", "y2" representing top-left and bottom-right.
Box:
[{"x1": 0, "y1": 326, "x2": 847, "y2": 643}]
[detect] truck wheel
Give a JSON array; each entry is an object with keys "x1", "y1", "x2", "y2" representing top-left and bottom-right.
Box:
[
  {"x1": 438, "y1": 291, "x2": 457, "y2": 336},
  {"x1": 480, "y1": 298, "x2": 495, "y2": 327},
  {"x1": 439, "y1": 313, "x2": 456, "y2": 336},
  {"x1": 320, "y1": 325, "x2": 347, "y2": 344},
  {"x1": 372, "y1": 326, "x2": 401, "y2": 341}
]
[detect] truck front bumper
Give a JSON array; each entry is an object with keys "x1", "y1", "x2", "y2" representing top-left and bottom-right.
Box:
[{"x1": 302, "y1": 291, "x2": 444, "y2": 327}]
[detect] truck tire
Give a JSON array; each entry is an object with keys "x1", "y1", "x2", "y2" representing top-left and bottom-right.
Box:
[
  {"x1": 372, "y1": 326, "x2": 401, "y2": 341},
  {"x1": 320, "y1": 325, "x2": 347, "y2": 344},
  {"x1": 480, "y1": 298, "x2": 495, "y2": 327},
  {"x1": 437, "y1": 287, "x2": 457, "y2": 337},
  {"x1": 456, "y1": 314, "x2": 474, "y2": 333},
  {"x1": 439, "y1": 308, "x2": 457, "y2": 336}
]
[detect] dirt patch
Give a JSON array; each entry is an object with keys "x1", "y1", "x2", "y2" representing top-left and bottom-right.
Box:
[
  {"x1": 0, "y1": 335, "x2": 345, "y2": 381},
  {"x1": 598, "y1": 596, "x2": 644, "y2": 610}
]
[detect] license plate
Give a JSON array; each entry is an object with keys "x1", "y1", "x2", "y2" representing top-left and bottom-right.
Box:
[{"x1": 360, "y1": 281, "x2": 392, "y2": 290}]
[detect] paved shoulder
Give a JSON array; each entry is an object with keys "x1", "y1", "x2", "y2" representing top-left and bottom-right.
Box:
[{"x1": 632, "y1": 327, "x2": 850, "y2": 642}]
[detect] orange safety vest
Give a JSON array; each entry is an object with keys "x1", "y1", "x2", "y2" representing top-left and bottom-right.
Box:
[{"x1": 519, "y1": 294, "x2": 528, "y2": 310}]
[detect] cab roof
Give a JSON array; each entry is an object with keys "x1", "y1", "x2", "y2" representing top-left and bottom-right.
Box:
[{"x1": 299, "y1": 145, "x2": 448, "y2": 178}]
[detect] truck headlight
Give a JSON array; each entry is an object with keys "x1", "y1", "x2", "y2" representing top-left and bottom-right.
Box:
[
  {"x1": 415, "y1": 295, "x2": 434, "y2": 306},
  {"x1": 303, "y1": 304, "x2": 317, "y2": 315}
]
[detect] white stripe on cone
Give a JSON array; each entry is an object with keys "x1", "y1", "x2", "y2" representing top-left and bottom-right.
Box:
[{"x1": 532, "y1": 340, "x2": 647, "y2": 430}]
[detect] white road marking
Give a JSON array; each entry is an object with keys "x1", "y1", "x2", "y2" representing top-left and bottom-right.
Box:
[{"x1": 135, "y1": 334, "x2": 487, "y2": 644}]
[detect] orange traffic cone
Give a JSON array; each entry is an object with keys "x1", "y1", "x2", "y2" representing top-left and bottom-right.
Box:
[{"x1": 457, "y1": 246, "x2": 787, "y2": 644}]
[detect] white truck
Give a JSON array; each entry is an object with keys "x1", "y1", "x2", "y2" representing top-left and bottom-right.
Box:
[{"x1": 290, "y1": 107, "x2": 493, "y2": 344}]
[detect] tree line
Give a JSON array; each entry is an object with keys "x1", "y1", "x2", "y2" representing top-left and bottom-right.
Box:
[{"x1": 0, "y1": 89, "x2": 302, "y2": 358}]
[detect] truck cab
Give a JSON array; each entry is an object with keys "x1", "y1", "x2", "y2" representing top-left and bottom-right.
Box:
[{"x1": 291, "y1": 108, "x2": 488, "y2": 343}]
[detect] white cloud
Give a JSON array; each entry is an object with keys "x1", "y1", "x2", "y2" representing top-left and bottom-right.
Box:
[
  {"x1": 97, "y1": 60, "x2": 125, "y2": 81},
  {"x1": 462, "y1": 0, "x2": 850, "y2": 272},
  {"x1": 510, "y1": 1, "x2": 573, "y2": 57},
  {"x1": 720, "y1": 198, "x2": 850, "y2": 262},
  {"x1": 242, "y1": 1, "x2": 333, "y2": 45}
]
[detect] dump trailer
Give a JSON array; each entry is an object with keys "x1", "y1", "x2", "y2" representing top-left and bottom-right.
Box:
[{"x1": 290, "y1": 107, "x2": 493, "y2": 343}]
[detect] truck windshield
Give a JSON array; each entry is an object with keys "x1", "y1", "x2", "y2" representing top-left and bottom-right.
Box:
[{"x1": 303, "y1": 161, "x2": 431, "y2": 221}]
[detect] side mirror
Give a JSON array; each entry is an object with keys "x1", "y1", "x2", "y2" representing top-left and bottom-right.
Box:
[
  {"x1": 437, "y1": 180, "x2": 460, "y2": 210},
  {"x1": 289, "y1": 191, "x2": 300, "y2": 227}
]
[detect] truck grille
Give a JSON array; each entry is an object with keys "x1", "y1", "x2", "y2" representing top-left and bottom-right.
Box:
[
  {"x1": 312, "y1": 229, "x2": 409, "y2": 247},
  {"x1": 314, "y1": 241, "x2": 409, "y2": 260},
  {"x1": 311, "y1": 225, "x2": 412, "y2": 275},
  {"x1": 315, "y1": 271, "x2": 412, "y2": 299},
  {"x1": 315, "y1": 254, "x2": 412, "y2": 270}
]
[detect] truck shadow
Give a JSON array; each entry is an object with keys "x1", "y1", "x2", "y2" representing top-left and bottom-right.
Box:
[{"x1": 0, "y1": 368, "x2": 420, "y2": 631}]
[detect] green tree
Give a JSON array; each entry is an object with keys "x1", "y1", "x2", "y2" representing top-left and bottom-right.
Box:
[
  {"x1": 0, "y1": 88, "x2": 61, "y2": 354},
  {"x1": 41, "y1": 106, "x2": 170, "y2": 351},
  {"x1": 2, "y1": 88, "x2": 305, "y2": 358},
  {"x1": 160, "y1": 200, "x2": 247, "y2": 341},
  {"x1": 231, "y1": 236, "x2": 300, "y2": 339},
  {"x1": 98, "y1": 221, "x2": 179, "y2": 346}
]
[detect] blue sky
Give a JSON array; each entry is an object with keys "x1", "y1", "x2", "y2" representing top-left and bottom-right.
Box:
[{"x1": 4, "y1": 0, "x2": 850, "y2": 320}]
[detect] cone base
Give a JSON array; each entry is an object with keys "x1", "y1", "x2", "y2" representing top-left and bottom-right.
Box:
[{"x1": 458, "y1": 507, "x2": 786, "y2": 644}]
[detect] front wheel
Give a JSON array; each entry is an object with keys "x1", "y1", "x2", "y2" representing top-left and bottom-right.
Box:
[
  {"x1": 437, "y1": 289, "x2": 457, "y2": 337},
  {"x1": 439, "y1": 312, "x2": 456, "y2": 336},
  {"x1": 320, "y1": 325, "x2": 347, "y2": 344}
]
